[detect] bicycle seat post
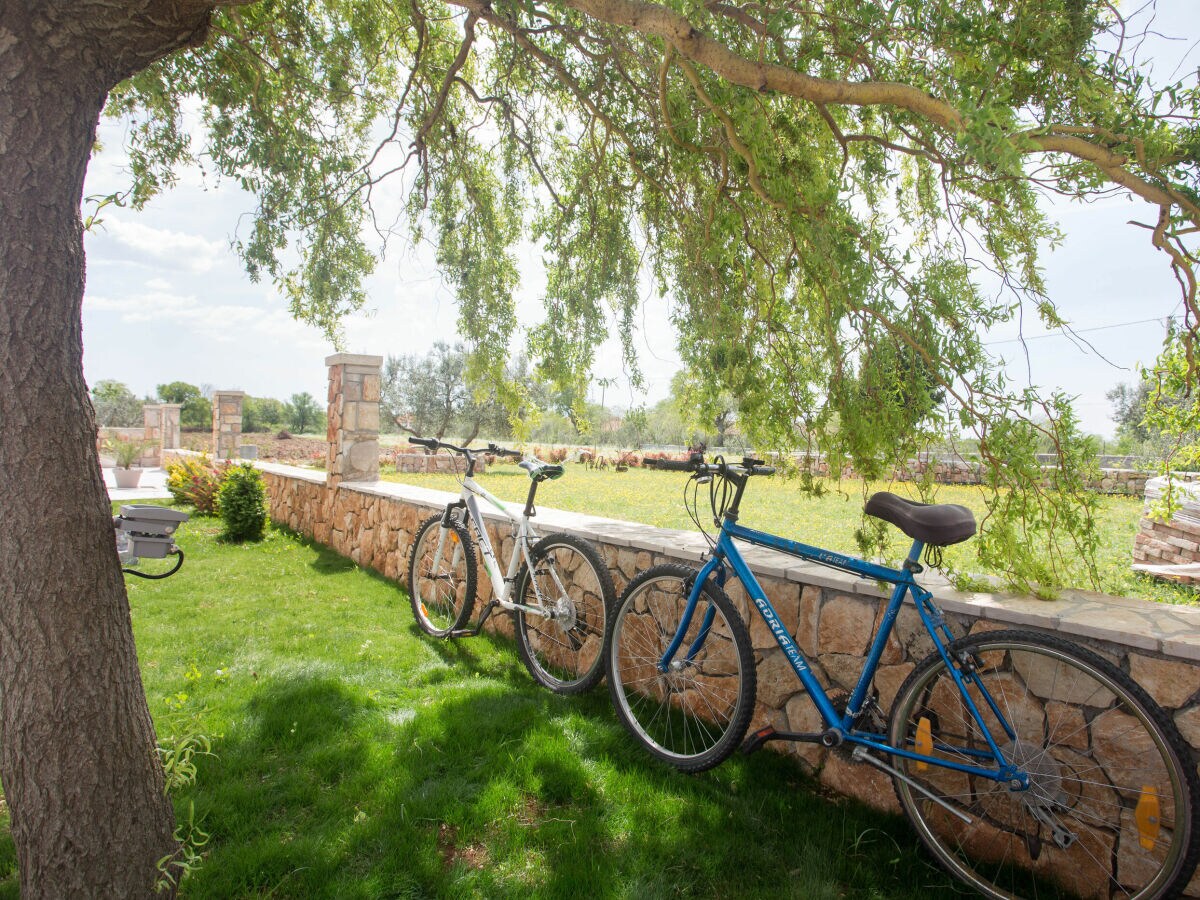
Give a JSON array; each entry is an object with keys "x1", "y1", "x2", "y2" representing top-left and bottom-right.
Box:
[
  {"x1": 903, "y1": 539, "x2": 924, "y2": 574},
  {"x1": 523, "y1": 475, "x2": 539, "y2": 519}
]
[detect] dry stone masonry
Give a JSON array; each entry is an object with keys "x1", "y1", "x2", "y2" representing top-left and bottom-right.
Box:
[
  {"x1": 1134, "y1": 477, "x2": 1200, "y2": 585},
  {"x1": 325, "y1": 353, "x2": 382, "y2": 484},
  {"x1": 141, "y1": 402, "x2": 183, "y2": 466},
  {"x1": 388, "y1": 451, "x2": 488, "y2": 475},
  {"x1": 211, "y1": 390, "x2": 245, "y2": 460},
  {"x1": 795, "y1": 452, "x2": 1152, "y2": 496}
]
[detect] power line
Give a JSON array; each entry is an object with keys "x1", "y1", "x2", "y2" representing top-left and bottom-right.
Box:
[{"x1": 985, "y1": 316, "x2": 1172, "y2": 347}]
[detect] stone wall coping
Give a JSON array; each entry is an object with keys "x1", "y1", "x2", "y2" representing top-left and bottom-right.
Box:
[
  {"x1": 254, "y1": 460, "x2": 327, "y2": 484},
  {"x1": 325, "y1": 353, "x2": 383, "y2": 367},
  {"x1": 330, "y1": 476, "x2": 1200, "y2": 663},
  {"x1": 212, "y1": 390, "x2": 246, "y2": 398}
]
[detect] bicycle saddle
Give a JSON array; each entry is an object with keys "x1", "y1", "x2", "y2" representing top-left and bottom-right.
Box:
[
  {"x1": 519, "y1": 460, "x2": 564, "y2": 482},
  {"x1": 864, "y1": 492, "x2": 976, "y2": 546}
]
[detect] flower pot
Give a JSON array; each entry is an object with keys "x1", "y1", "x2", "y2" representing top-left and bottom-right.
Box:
[{"x1": 114, "y1": 467, "x2": 143, "y2": 489}]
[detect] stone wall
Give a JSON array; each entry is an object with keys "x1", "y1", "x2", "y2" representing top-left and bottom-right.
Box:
[
  {"x1": 255, "y1": 461, "x2": 1200, "y2": 848},
  {"x1": 1134, "y1": 478, "x2": 1200, "y2": 585},
  {"x1": 387, "y1": 451, "x2": 489, "y2": 475},
  {"x1": 97, "y1": 427, "x2": 159, "y2": 467},
  {"x1": 793, "y1": 453, "x2": 1151, "y2": 495}
]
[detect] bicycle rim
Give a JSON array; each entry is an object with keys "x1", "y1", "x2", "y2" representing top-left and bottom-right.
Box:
[
  {"x1": 409, "y1": 516, "x2": 474, "y2": 636},
  {"x1": 515, "y1": 535, "x2": 613, "y2": 693},
  {"x1": 608, "y1": 566, "x2": 754, "y2": 772},
  {"x1": 888, "y1": 631, "x2": 1198, "y2": 899}
]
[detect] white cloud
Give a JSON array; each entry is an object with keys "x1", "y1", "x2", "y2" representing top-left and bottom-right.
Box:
[
  {"x1": 99, "y1": 217, "x2": 227, "y2": 273},
  {"x1": 85, "y1": 289, "x2": 327, "y2": 352}
]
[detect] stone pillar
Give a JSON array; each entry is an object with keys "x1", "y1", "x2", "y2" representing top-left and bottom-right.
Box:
[
  {"x1": 142, "y1": 404, "x2": 164, "y2": 466},
  {"x1": 212, "y1": 391, "x2": 245, "y2": 460},
  {"x1": 160, "y1": 403, "x2": 182, "y2": 450},
  {"x1": 325, "y1": 353, "x2": 382, "y2": 485}
]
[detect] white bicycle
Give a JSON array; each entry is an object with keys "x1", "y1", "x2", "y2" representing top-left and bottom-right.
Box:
[{"x1": 405, "y1": 437, "x2": 617, "y2": 694}]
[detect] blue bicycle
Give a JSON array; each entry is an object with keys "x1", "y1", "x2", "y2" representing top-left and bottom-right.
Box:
[{"x1": 606, "y1": 455, "x2": 1199, "y2": 899}]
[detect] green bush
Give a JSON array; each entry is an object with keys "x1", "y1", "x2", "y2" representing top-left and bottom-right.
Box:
[
  {"x1": 217, "y1": 463, "x2": 268, "y2": 542},
  {"x1": 165, "y1": 455, "x2": 228, "y2": 515}
]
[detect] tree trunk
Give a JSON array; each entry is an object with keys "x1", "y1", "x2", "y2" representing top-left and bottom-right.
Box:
[
  {"x1": 462, "y1": 418, "x2": 481, "y2": 446},
  {"x1": 0, "y1": 4, "x2": 211, "y2": 895}
]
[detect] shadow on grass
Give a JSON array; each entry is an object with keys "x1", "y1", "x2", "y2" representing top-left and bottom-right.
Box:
[
  {"x1": 177, "y1": 669, "x2": 962, "y2": 900},
  {"x1": 272, "y1": 525, "x2": 400, "y2": 589}
]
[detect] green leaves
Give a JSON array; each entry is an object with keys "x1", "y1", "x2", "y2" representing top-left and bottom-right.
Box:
[{"x1": 103, "y1": 0, "x2": 1200, "y2": 590}]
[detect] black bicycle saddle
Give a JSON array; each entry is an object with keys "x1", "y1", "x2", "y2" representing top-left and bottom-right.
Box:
[
  {"x1": 864, "y1": 492, "x2": 976, "y2": 546},
  {"x1": 519, "y1": 460, "x2": 564, "y2": 482}
]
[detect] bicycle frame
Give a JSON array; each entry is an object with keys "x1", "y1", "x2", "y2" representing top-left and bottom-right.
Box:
[
  {"x1": 664, "y1": 516, "x2": 1025, "y2": 787},
  {"x1": 435, "y1": 472, "x2": 558, "y2": 618}
]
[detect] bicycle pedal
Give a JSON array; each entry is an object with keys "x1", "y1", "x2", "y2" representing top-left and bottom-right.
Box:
[
  {"x1": 448, "y1": 628, "x2": 479, "y2": 638},
  {"x1": 741, "y1": 727, "x2": 778, "y2": 755}
]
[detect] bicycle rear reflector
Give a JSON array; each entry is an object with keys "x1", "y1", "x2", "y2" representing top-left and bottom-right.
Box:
[
  {"x1": 1136, "y1": 786, "x2": 1162, "y2": 850},
  {"x1": 915, "y1": 717, "x2": 933, "y2": 772}
]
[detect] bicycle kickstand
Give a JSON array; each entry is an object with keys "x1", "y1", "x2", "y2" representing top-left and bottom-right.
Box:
[{"x1": 448, "y1": 600, "x2": 500, "y2": 638}]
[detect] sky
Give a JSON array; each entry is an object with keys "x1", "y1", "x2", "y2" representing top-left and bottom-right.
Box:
[{"x1": 80, "y1": 2, "x2": 1199, "y2": 439}]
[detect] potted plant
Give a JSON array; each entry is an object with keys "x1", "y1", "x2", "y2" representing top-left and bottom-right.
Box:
[{"x1": 106, "y1": 434, "x2": 152, "y2": 488}]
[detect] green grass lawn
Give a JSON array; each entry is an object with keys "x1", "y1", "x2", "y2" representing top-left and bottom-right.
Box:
[
  {"x1": 381, "y1": 463, "x2": 1197, "y2": 605},
  {"x1": 0, "y1": 510, "x2": 971, "y2": 898}
]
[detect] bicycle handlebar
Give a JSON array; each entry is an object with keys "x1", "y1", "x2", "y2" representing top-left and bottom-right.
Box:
[
  {"x1": 650, "y1": 456, "x2": 775, "y2": 477},
  {"x1": 652, "y1": 458, "x2": 696, "y2": 472},
  {"x1": 486, "y1": 443, "x2": 522, "y2": 459},
  {"x1": 408, "y1": 436, "x2": 525, "y2": 460}
]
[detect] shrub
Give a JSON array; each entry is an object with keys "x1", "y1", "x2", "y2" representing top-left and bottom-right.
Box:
[
  {"x1": 217, "y1": 463, "x2": 268, "y2": 542},
  {"x1": 165, "y1": 455, "x2": 228, "y2": 515},
  {"x1": 547, "y1": 446, "x2": 568, "y2": 463}
]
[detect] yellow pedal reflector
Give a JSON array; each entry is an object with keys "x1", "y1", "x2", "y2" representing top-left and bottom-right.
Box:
[
  {"x1": 1135, "y1": 786, "x2": 1161, "y2": 850},
  {"x1": 915, "y1": 717, "x2": 933, "y2": 772}
]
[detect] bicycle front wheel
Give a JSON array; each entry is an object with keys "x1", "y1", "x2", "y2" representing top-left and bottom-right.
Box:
[
  {"x1": 888, "y1": 629, "x2": 1199, "y2": 899},
  {"x1": 606, "y1": 564, "x2": 755, "y2": 773},
  {"x1": 514, "y1": 533, "x2": 616, "y2": 694},
  {"x1": 407, "y1": 513, "x2": 476, "y2": 637}
]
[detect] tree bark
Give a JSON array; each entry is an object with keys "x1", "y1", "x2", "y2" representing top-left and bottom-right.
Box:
[{"x1": 0, "y1": 4, "x2": 212, "y2": 895}]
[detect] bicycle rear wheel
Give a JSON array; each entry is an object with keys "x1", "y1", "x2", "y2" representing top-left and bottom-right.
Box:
[
  {"x1": 888, "y1": 629, "x2": 1199, "y2": 899},
  {"x1": 514, "y1": 533, "x2": 616, "y2": 694},
  {"x1": 606, "y1": 564, "x2": 755, "y2": 772},
  {"x1": 407, "y1": 513, "x2": 476, "y2": 637}
]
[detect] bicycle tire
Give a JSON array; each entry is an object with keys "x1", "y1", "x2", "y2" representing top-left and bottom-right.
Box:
[
  {"x1": 888, "y1": 629, "x2": 1200, "y2": 899},
  {"x1": 407, "y1": 513, "x2": 477, "y2": 637},
  {"x1": 513, "y1": 532, "x2": 617, "y2": 694},
  {"x1": 606, "y1": 564, "x2": 755, "y2": 772}
]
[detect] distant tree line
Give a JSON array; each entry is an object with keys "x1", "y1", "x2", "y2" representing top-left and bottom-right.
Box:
[
  {"x1": 89, "y1": 379, "x2": 327, "y2": 436},
  {"x1": 381, "y1": 344, "x2": 742, "y2": 450}
]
